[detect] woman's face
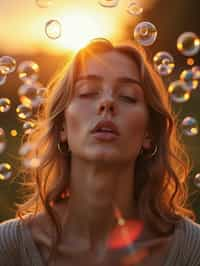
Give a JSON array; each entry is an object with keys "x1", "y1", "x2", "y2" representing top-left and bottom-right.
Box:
[{"x1": 61, "y1": 50, "x2": 151, "y2": 163}]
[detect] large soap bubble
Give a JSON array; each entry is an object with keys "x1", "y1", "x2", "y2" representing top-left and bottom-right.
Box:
[
  {"x1": 127, "y1": 1, "x2": 143, "y2": 16},
  {"x1": 134, "y1": 21, "x2": 158, "y2": 46},
  {"x1": 0, "y1": 56, "x2": 16, "y2": 74},
  {"x1": 181, "y1": 116, "x2": 198, "y2": 136},
  {"x1": 153, "y1": 51, "x2": 175, "y2": 76},
  {"x1": 168, "y1": 80, "x2": 191, "y2": 103},
  {"x1": 177, "y1": 32, "x2": 200, "y2": 56},
  {"x1": 18, "y1": 61, "x2": 39, "y2": 84},
  {"x1": 45, "y1": 19, "x2": 62, "y2": 40}
]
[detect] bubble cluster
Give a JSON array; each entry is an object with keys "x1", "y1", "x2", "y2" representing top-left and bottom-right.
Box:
[
  {"x1": 168, "y1": 80, "x2": 191, "y2": 103},
  {"x1": 0, "y1": 163, "x2": 12, "y2": 181},
  {"x1": 36, "y1": 0, "x2": 52, "y2": 8},
  {"x1": 98, "y1": 0, "x2": 119, "y2": 8},
  {"x1": 177, "y1": 32, "x2": 200, "y2": 56},
  {"x1": 0, "y1": 98, "x2": 11, "y2": 112},
  {"x1": 134, "y1": 21, "x2": 158, "y2": 46},
  {"x1": 127, "y1": 1, "x2": 143, "y2": 16},
  {"x1": 0, "y1": 56, "x2": 16, "y2": 74},
  {"x1": 18, "y1": 61, "x2": 40, "y2": 84},
  {"x1": 179, "y1": 69, "x2": 198, "y2": 91},
  {"x1": 153, "y1": 51, "x2": 175, "y2": 76},
  {"x1": 45, "y1": 19, "x2": 62, "y2": 40}
]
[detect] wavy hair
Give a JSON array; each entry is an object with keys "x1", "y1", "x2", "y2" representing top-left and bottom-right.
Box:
[{"x1": 15, "y1": 38, "x2": 196, "y2": 265}]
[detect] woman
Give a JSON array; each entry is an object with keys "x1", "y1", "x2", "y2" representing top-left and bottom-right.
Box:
[{"x1": 0, "y1": 38, "x2": 200, "y2": 266}]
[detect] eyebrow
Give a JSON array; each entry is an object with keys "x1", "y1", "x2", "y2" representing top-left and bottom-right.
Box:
[{"x1": 76, "y1": 74, "x2": 143, "y2": 87}]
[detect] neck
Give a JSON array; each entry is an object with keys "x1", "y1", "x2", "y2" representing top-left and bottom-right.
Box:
[{"x1": 56, "y1": 156, "x2": 137, "y2": 257}]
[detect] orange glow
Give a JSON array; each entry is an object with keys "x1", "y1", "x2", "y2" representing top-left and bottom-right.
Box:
[
  {"x1": 187, "y1": 58, "x2": 195, "y2": 66},
  {"x1": 51, "y1": 10, "x2": 114, "y2": 52}
]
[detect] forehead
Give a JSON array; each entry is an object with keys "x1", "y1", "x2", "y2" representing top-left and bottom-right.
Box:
[{"x1": 78, "y1": 50, "x2": 140, "y2": 81}]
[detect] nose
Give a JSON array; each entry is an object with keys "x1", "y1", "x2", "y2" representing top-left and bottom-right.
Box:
[{"x1": 97, "y1": 94, "x2": 116, "y2": 116}]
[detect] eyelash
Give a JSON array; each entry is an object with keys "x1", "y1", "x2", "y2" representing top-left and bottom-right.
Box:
[{"x1": 79, "y1": 94, "x2": 137, "y2": 103}]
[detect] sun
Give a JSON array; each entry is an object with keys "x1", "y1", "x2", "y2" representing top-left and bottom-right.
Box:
[{"x1": 53, "y1": 10, "x2": 112, "y2": 52}]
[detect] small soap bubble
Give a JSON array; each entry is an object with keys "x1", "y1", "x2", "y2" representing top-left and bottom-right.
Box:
[
  {"x1": 22, "y1": 121, "x2": 36, "y2": 135},
  {"x1": 133, "y1": 21, "x2": 158, "y2": 46},
  {"x1": 193, "y1": 173, "x2": 200, "y2": 188},
  {"x1": 153, "y1": 51, "x2": 175, "y2": 76},
  {"x1": 127, "y1": 1, "x2": 143, "y2": 16},
  {"x1": 98, "y1": 0, "x2": 119, "y2": 8},
  {"x1": 192, "y1": 66, "x2": 200, "y2": 80},
  {"x1": 18, "y1": 61, "x2": 39, "y2": 84},
  {"x1": 177, "y1": 32, "x2": 200, "y2": 56},
  {"x1": 181, "y1": 116, "x2": 198, "y2": 136},
  {"x1": 179, "y1": 69, "x2": 198, "y2": 91},
  {"x1": 0, "y1": 69, "x2": 7, "y2": 86},
  {"x1": 0, "y1": 128, "x2": 6, "y2": 154},
  {"x1": 0, "y1": 163, "x2": 12, "y2": 181},
  {"x1": 0, "y1": 56, "x2": 16, "y2": 74},
  {"x1": 16, "y1": 104, "x2": 33, "y2": 120},
  {"x1": 45, "y1": 19, "x2": 62, "y2": 40},
  {"x1": 18, "y1": 143, "x2": 41, "y2": 168},
  {"x1": 36, "y1": 0, "x2": 52, "y2": 8},
  {"x1": 0, "y1": 98, "x2": 11, "y2": 112},
  {"x1": 168, "y1": 80, "x2": 191, "y2": 103}
]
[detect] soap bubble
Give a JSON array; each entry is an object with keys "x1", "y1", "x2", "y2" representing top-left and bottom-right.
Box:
[
  {"x1": 0, "y1": 128, "x2": 6, "y2": 154},
  {"x1": 193, "y1": 173, "x2": 200, "y2": 188},
  {"x1": 18, "y1": 61, "x2": 39, "y2": 84},
  {"x1": 0, "y1": 69, "x2": 7, "y2": 86},
  {"x1": 168, "y1": 80, "x2": 191, "y2": 103},
  {"x1": 127, "y1": 1, "x2": 143, "y2": 16},
  {"x1": 133, "y1": 21, "x2": 158, "y2": 46},
  {"x1": 192, "y1": 66, "x2": 200, "y2": 80},
  {"x1": 45, "y1": 19, "x2": 62, "y2": 40},
  {"x1": 153, "y1": 51, "x2": 175, "y2": 76},
  {"x1": 0, "y1": 98, "x2": 11, "y2": 112},
  {"x1": 0, "y1": 163, "x2": 12, "y2": 181},
  {"x1": 179, "y1": 69, "x2": 198, "y2": 91},
  {"x1": 19, "y1": 143, "x2": 41, "y2": 168},
  {"x1": 177, "y1": 32, "x2": 200, "y2": 56},
  {"x1": 0, "y1": 56, "x2": 16, "y2": 74},
  {"x1": 18, "y1": 83, "x2": 45, "y2": 108},
  {"x1": 16, "y1": 104, "x2": 33, "y2": 120},
  {"x1": 98, "y1": 0, "x2": 119, "y2": 8},
  {"x1": 181, "y1": 116, "x2": 198, "y2": 136},
  {"x1": 36, "y1": 0, "x2": 52, "y2": 8},
  {"x1": 22, "y1": 121, "x2": 36, "y2": 135}
]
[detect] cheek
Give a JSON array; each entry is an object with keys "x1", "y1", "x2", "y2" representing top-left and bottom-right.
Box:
[
  {"x1": 65, "y1": 100, "x2": 92, "y2": 138},
  {"x1": 125, "y1": 106, "x2": 149, "y2": 139}
]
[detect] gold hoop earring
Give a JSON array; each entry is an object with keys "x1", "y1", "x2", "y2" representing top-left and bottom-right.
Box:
[
  {"x1": 140, "y1": 144, "x2": 158, "y2": 159},
  {"x1": 57, "y1": 142, "x2": 71, "y2": 154}
]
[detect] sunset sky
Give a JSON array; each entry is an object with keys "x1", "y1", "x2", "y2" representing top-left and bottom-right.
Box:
[{"x1": 0, "y1": 0, "x2": 158, "y2": 54}]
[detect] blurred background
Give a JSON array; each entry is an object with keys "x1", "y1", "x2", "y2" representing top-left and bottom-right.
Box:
[{"x1": 0, "y1": 0, "x2": 200, "y2": 222}]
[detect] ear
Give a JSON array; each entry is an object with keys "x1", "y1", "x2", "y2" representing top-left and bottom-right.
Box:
[
  {"x1": 60, "y1": 124, "x2": 68, "y2": 142},
  {"x1": 142, "y1": 131, "x2": 152, "y2": 150}
]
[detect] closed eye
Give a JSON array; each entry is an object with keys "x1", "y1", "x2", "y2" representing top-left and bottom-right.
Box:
[{"x1": 120, "y1": 96, "x2": 137, "y2": 103}]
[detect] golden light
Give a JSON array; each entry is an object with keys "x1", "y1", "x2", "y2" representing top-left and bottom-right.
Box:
[{"x1": 52, "y1": 10, "x2": 114, "y2": 52}]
